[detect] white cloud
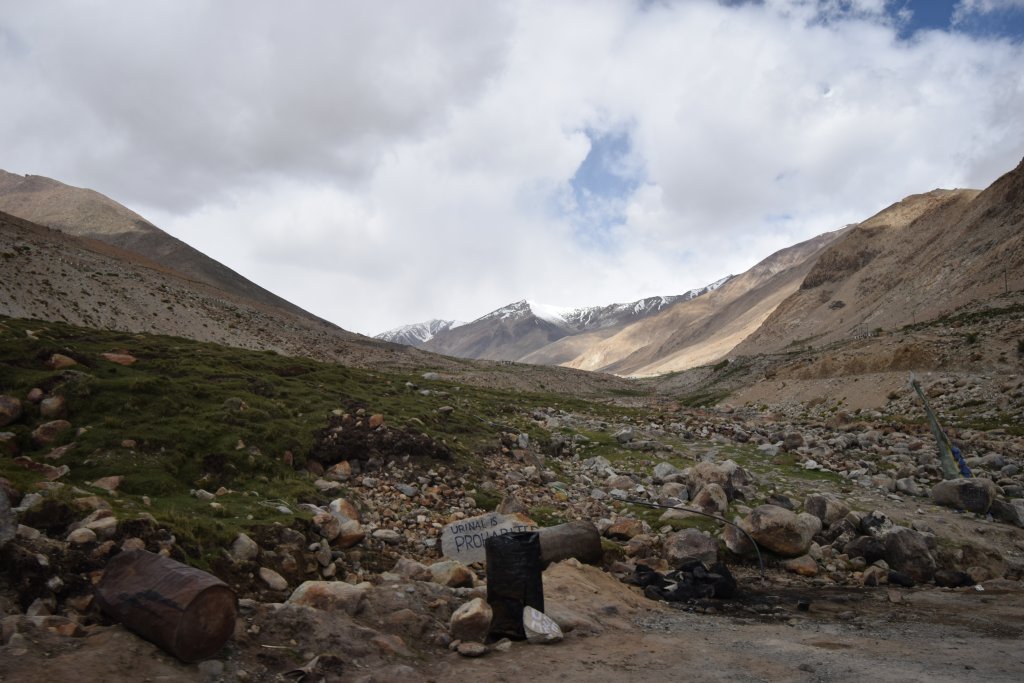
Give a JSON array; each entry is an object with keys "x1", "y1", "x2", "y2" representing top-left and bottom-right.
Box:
[
  {"x1": 954, "y1": 0, "x2": 1024, "y2": 23},
  {"x1": 3, "y1": 0, "x2": 1024, "y2": 335}
]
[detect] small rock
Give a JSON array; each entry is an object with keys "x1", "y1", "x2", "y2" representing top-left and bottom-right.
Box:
[
  {"x1": 457, "y1": 641, "x2": 489, "y2": 657},
  {"x1": 450, "y1": 597, "x2": 492, "y2": 643},
  {"x1": 781, "y1": 555, "x2": 819, "y2": 577},
  {"x1": 523, "y1": 606, "x2": 564, "y2": 644},
  {"x1": 39, "y1": 396, "x2": 68, "y2": 420},
  {"x1": 47, "y1": 354, "x2": 77, "y2": 369},
  {"x1": 101, "y1": 353, "x2": 137, "y2": 366},
  {"x1": 229, "y1": 533, "x2": 260, "y2": 563},
  {"x1": 372, "y1": 529, "x2": 402, "y2": 545},
  {"x1": 429, "y1": 560, "x2": 475, "y2": 588},
  {"x1": 66, "y1": 528, "x2": 97, "y2": 545},
  {"x1": 90, "y1": 476, "x2": 123, "y2": 493},
  {"x1": 258, "y1": 567, "x2": 288, "y2": 591}
]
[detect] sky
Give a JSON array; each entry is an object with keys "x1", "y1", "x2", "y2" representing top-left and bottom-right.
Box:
[{"x1": 2, "y1": 0, "x2": 1024, "y2": 336}]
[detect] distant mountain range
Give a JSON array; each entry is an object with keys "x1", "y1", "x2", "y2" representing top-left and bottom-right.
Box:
[
  {"x1": 3, "y1": 157, "x2": 1022, "y2": 381},
  {"x1": 375, "y1": 284, "x2": 729, "y2": 357}
]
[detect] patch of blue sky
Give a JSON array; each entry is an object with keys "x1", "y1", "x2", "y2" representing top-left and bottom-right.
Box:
[
  {"x1": 896, "y1": 0, "x2": 1024, "y2": 41},
  {"x1": 715, "y1": 1, "x2": 1024, "y2": 42},
  {"x1": 567, "y1": 130, "x2": 644, "y2": 250}
]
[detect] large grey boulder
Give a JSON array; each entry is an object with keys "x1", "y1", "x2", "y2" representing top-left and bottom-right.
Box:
[
  {"x1": 932, "y1": 478, "x2": 1001, "y2": 514},
  {"x1": 738, "y1": 505, "x2": 821, "y2": 557},
  {"x1": 664, "y1": 528, "x2": 718, "y2": 567},
  {"x1": 882, "y1": 527, "x2": 936, "y2": 583},
  {"x1": 803, "y1": 493, "x2": 851, "y2": 528},
  {"x1": 991, "y1": 499, "x2": 1024, "y2": 528}
]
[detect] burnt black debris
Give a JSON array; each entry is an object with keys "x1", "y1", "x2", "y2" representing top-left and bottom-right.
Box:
[{"x1": 626, "y1": 560, "x2": 737, "y2": 602}]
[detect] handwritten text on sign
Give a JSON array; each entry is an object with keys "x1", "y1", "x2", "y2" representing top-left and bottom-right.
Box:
[{"x1": 441, "y1": 512, "x2": 538, "y2": 565}]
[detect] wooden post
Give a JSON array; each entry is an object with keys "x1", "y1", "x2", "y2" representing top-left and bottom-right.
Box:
[
  {"x1": 537, "y1": 521, "x2": 603, "y2": 566},
  {"x1": 94, "y1": 550, "x2": 237, "y2": 662}
]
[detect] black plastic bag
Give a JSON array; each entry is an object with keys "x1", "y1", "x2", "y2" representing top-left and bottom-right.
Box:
[{"x1": 485, "y1": 531, "x2": 544, "y2": 640}]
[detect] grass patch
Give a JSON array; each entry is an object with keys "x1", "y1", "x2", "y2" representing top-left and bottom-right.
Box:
[{"x1": 0, "y1": 315, "x2": 629, "y2": 564}]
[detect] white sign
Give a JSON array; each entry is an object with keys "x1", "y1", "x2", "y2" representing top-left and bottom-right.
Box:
[{"x1": 441, "y1": 512, "x2": 538, "y2": 565}]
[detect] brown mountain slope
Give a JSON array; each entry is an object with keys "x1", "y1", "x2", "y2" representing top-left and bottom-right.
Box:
[
  {"x1": 733, "y1": 156, "x2": 1024, "y2": 356},
  {"x1": 0, "y1": 170, "x2": 310, "y2": 318},
  {"x1": 0, "y1": 209, "x2": 636, "y2": 396},
  {"x1": 561, "y1": 230, "x2": 843, "y2": 376}
]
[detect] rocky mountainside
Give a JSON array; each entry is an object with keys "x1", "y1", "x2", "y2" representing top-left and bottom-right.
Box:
[
  {"x1": 422, "y1": 285, "x2": 726, "y2": 363},
  {"x1": 0, "y1": 170, "x2": 308, "y2": 317},
  {"x1": 735, "y1": 158, "x2": 1024, "y2": 356},
  {"x1": 375, "y1": 319, "x2": 466, "y2": 348}
]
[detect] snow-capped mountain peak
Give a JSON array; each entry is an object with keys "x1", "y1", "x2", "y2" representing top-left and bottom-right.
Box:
[{"x1": 374, "y1": 319, "x2": 465, "y2": 348}]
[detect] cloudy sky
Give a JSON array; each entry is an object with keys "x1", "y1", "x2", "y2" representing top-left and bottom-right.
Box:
[{"x1": 3, "y1": 0, "x2": 1024, "y2": 336}]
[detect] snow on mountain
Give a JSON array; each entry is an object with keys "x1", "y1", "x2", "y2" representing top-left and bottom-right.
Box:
[{"x1": 374, "y1": 319, "x2": 465, "y2": 348}]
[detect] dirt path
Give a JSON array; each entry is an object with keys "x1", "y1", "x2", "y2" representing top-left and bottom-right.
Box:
[
  {"x1": 440, "y1": 576, "x2": 1024, "y2": 683},
  {"x1": 2, "y1": 563, "x2": 1023, "y2": 682}
]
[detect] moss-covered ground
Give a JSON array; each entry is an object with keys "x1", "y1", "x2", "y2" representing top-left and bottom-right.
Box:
[{"x1": 0, "y1": 316, "x2": 638, "y2": 564}]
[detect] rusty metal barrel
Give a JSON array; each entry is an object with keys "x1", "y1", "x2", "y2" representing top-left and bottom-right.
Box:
[{"x1": 94, "y1": 549, "x2": 238, "y2": 662}]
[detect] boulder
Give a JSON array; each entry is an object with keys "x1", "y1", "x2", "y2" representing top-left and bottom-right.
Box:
[
  {"x1": 882, "y1": 527, "x2": 936, "y2": 583},
  {"x1": 0, "y1": 396, "x2": 23, "y2": 427},
  {"x1": 780, "y1": 555, "x2": 818, "y2": 577},
  {"x1": 449, "y1": 597, "x2": 492, "y2": 643},
  {"x1": 652, "y1": 462, "x2": 681, "y2": 483},
  {"x1": 895, "y1": 478, "x2": 921, "y2": 497},
  {"x1": 605, "y1": 518, "x2": 645, "y2": 541},
  {"x1": 286, "y1": 580, "x2": 368, "y2": 615},
  {"x1": 803, "y1": 493, "x2": 850, "y2": 528},
  {"x1": 429, "y1": 560, "x2": 475, "y2": 588},
  {"x1": 783, "y1": 432, "x2": 805, "y2": 451},
  {"x1": 312, "y1": 511, "x2": 342, "y2": 542},
  {"x1": 335, "y1": 519, "x2": 366, "y2": 549},
  {"x1": 392, "y1": 557, "x2": 432, "y2": 581},
  {"x1": 90, "y1": 476, "x2": 123, "y2": 493},
  {"x1": 39, "y1": 396, "x2": 68, "y2": 420},
  {"x1": 740, "y1": 505, "x2": 821, "y2": 557},
  {"x1": 614, "y1": 427, "x2": 635, "y2": 444},
  {"x1": 843, "y1": 535, "x2": 887, "y2": 564},
  {"x1": 690, "y1": 483, "x2": 728, "y2": 515},
  {"x1": 991, "y1": 498, "x2": 1024, "y2": 528},
  {"x1": 31, "y1": 420, "x2": 72, "y2": 448},
  {"x1": 932, "y1": 478, "x2": 1001, "y2": 514},
  {"x1": 523, "y1": 605, "x2": 564, "y2": 644},
  {"x1": 688, "y1": 460, "x2": 749, "y2": 501},
  {"x1": 328, "y1": 497, "x2": 361, "y2": 522},
  {"x1": 47, "y1": 353, "x2": 77, "y2": 369},
  {"x1": 259, "y1": 567, "x2": 288, "y2": 591},
  {"x1": 664, "y1": 528, "x2": 718, "y2": 567},
  {"x1": 66, "y1": 528, "x2": 97, "y2": 545},
  {"x1": 229, "y1": 533, "x2": 259, "y2": 563}
]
